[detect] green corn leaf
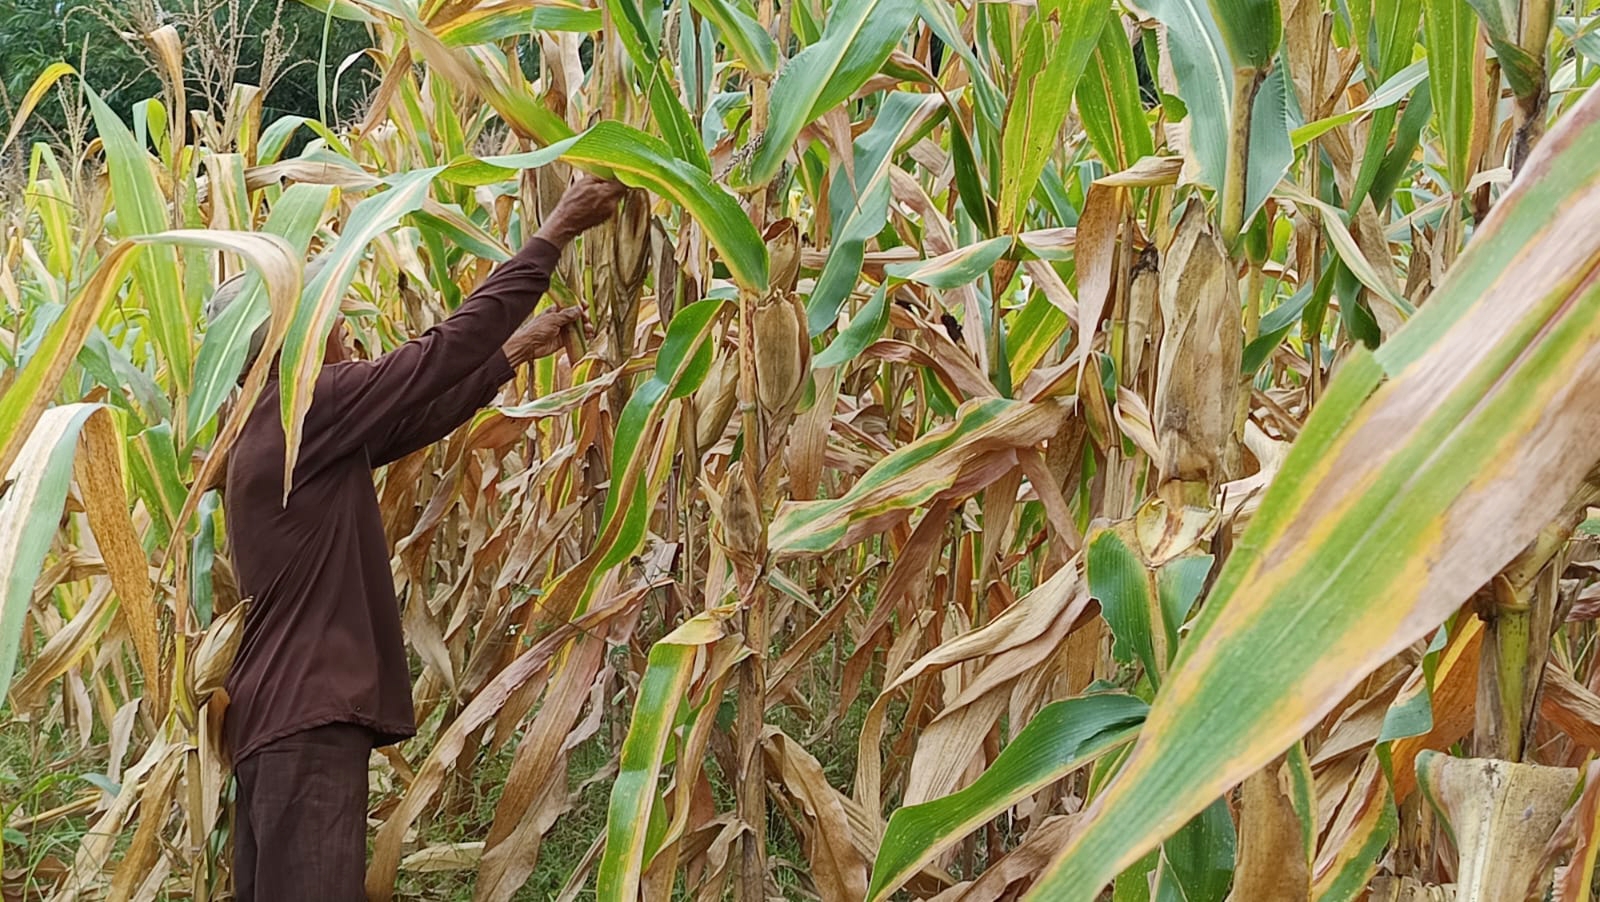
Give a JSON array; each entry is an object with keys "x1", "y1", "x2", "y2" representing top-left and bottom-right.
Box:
[
  {"x1": 1559, "y1": 16, "x2": 1600, "y2": 65},
  {"x1": 1153, "y1": 799, "x2": 1236, "y2": 902},
  {"x1": 1157, "y1": 555, "x2": 1212, "y2": 636},
  {"x1": 1244, "y1": 282, "x2": 1319, "y2": 374},
  {"x1": 1089, "y1": 528, "x2": 1166, "y2": 682},
  {"x1": 1292, "y1": 60, "x2": 1428, "y2": 147},
  {"x1": 189, "y1": 184, "x2": 334, "y2": 444},
  {"x1": 1077, "y1": 10, "x2": 1156, "y2": 171},
  {"x1": 1008, "y1": 285, "x2": 1073, "y2": 382},
  {"x1": 996, "y1": 0, "x2": 1108, "y2": 230},
  {"x1": 0, "y1": 404, "x2": 102, "y2": 705},
  {"x1": 1311, "y1": 777, "x2": 1396, "y2": 900},
  {"x1": 598, "y1": 610, "x2": 740, "y2": 901},
  {"x1": 883, "y1": 236, "x2": 1013, "y2": 290},
  {"x1": 1463, "y1": 0, "x2": 1546, "y2": 99},
  {"x1": 808, "y1": 92, "x2": 939, "y2": 334},
  {"x1": 595, "y1": 299, "x2": 728, "y2": 570},
  {"x1": 1349, "y1": 0, "x2": 1425, "y2": 206},
  {"x1": 1137, "y1": 0, "x2": 1292, "y2": 227},
  {"x1": 278, "y1": 170, "x2": 438, "y2": 497},
  {"x1": 85, "y1": 89, "x2": 192, "y2": 399},
  {"x1": 605, "y1": 0, "x2": 663, "y2": 68},
  {"x1": 1213, "y1": 0, "x2": 1281, "y2": 70},
  {"x1": 948, "y1": 104, "x2": 996, "y2": 234},
  {"x1": 866, "y1": 693, "x2": 1148, "y2": 901},
  {"x1": 444, "y1": 123, "x2": 767, "y2": 291},
  {"x1": 815, "y1": 285, "x2": 890, "y2": 368},
  {"x1": 741, "y1": 0, "x2": 918, "y2": 186},
  {"x1": 1028, "y1": 70, "x2": 1600, "y2": 902},
  {"x1": 1425, "y1": 0, "x2": 1480, "y2": 193},
  {"x1": 688, "y1": 0, "x2": 778, "y2": 75},
  {"x1": 0, "y1": 252, "x2": 139, "y2": 481},
  {"x1": 917, "y1": 0, "x2": 1005, "y2": 128},
  {"x1": 128, "y1": 424, "x2": 189, "y2": 549}
]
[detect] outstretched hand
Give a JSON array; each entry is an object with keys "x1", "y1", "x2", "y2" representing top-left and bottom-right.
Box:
[
  {"x1": 503, "y1": 306, "x2": 586, "y2": 367},
  {"x1": 535, "y1": 174, "x2": 629, "y2": 247}
]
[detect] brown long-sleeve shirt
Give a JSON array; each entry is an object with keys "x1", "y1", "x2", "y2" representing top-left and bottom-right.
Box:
[{"x1": 222, "y1": 237, "x2": 560, "y2": 763}]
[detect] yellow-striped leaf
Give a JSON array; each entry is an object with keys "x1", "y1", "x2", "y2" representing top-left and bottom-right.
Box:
[{"x1": 1028, "y1": 79, "x2": 1600, "y2": 902}]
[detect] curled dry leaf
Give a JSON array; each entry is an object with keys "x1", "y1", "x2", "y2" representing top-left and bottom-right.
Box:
[{"x1": 1153, "y1": 200, "x2": 1243, "y2": 489}]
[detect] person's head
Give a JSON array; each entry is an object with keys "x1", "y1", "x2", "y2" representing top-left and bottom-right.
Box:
[{"x1": 205, "y1": 256, "x2": 353, "y2": 382}]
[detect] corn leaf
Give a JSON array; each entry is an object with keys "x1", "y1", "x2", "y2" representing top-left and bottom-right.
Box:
[
  {"x1": 883, "y1": 237, "x2": 1012, "y2": 290},
  {"x1": 435, "y1": 1, "x2": 601, "y2": 45},
  {"x1": 598, "y1": 609, "x2": 738, "y2": 900},
  {"x1": 741, "y1": 0, "x2": 918, "y2": 186},
  {"x1": 1028, "y1": 77, "x2": 1600, "y2": 902},
  {"x1": 1, "y1": 62, "x2": 76, "y2": 155},
  {"x1": 771, "y1": 398, "x2": 1070, "y2": 554},
  {"x1": 1136, "y1": 0, "x2": 1292, "y2": 227},
  {"x1": 814, "y1": 285, "x2": 890, "y2": 369},
  {"x1": 86, "y1": 89, "x2": 193, "y2": 400},
  {"x1": 866, "y1": 693, "x2": 1147, "y2": 901},
  {"x1": 278, "y1": 170, "x2": 438, "y2": 496},
  {"x1": 996, "y1": 0, "x2": 1108, "y2": 230},
  {"x1": 443, "y1": 123, "x2": 767, "y2": 291},
  {"x1": 73, "y1": 409, "x2": 163, "y2": 716},
  {"x1": 808, "y1": 92, "x2": 939, "y2": 334},
  {"x1": 1, "y1": 404, "x2": 102, "y2": 705},
  {"x1": 0, "y1": 246, "x2": 140, "y2": 480},
  {"x1": 1425, "y1": 0, "x2": 1480, "y2": 192},
  {"x1": 189, "y1": 184, "x2": 335, "y2": 444},
  {"x1": 688, "y1": 0, "x2": 778, "y2": 75},
  {"x1": 1077, "y1": 11, "x2": 1155, "y2": 171}
]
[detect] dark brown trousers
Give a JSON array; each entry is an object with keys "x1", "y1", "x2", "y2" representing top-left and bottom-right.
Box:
[{"x1": 233, "y1": 723, "x2": 373, "y2": 901}]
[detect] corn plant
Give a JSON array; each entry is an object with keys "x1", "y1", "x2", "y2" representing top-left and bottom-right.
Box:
[{"x1": 7, "y1": 0, "x2": 1600, "y2": 897}]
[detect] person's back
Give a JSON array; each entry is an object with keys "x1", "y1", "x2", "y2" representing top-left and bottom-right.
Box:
[{"x1": 212, "y1": 174, "x2": 624, "y2": 901}]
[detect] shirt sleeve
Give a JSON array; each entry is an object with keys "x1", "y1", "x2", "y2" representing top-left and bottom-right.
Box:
[
  {"x1": 303, "y1": 237, "x2": 560, "y2": 464},
  {"x1": 364, "y1": 350, "x2": 517, "y2": 467}
]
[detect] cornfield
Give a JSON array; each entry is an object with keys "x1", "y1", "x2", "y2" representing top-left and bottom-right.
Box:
[{"x1": 7, "y1": 0, "x2": 1600, "y2": 896}]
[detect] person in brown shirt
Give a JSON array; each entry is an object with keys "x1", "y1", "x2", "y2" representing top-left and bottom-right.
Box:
[{"x1": 208, "y1": 174, "x2": 625, "y2": 900}]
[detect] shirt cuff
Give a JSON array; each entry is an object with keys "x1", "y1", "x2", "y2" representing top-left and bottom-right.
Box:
[
  {"x1": 513, "y1": 236, "x2": 562, "y2": 275},
  {"x1": 483, "y1": 348, "x2": 517, "y2": 392}
]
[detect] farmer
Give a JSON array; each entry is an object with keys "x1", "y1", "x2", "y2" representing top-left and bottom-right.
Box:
[{"x1": 207, "y1": 173, "x2": 626, "y2": 900}]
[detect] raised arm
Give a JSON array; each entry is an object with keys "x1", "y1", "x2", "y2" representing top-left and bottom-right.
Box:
[
  {"x1": 364, "y1": 307, "x2": 585, "y2": 466},
  {"x1": 307, "y1": 175, "x2": 624, "y2": 462}
]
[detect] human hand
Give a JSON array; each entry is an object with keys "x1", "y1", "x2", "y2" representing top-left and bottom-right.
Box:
[
  {"x1": 535, "y1": 174, "x2": 628, "y2": 247},
  {"x1": 503, "y1": 306, "x2": 587, "y2": 367}
]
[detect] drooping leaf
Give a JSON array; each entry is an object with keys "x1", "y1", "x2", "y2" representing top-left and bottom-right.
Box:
[
  {"x1": 866, "y1": 693, "x2": 1147, "y2": 901},
  {"x1": 189, "y1": 184, "x2": 335, "y2": 443},
  {"x1": 808, "y1": 92, "x2": 940, "y2": 334},
  {"x1": 0, "y1": 404, "x2": 103, "y2": 706},
  {"x1": 741, "y1": 0, "x2": 918, "y2": 186},
  {"x1": 1027, "y1": 79, "x2": 1600, "y2": 902},
  {"x1": 442, "y1": 123, "x2": 767, "y2": 291},
  {"x1": 771, "y1": 398, "x2": 1070, "y2": 554},
  {"x1": 0, "y1": 62, "x2": 76, "y2": 155}
]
